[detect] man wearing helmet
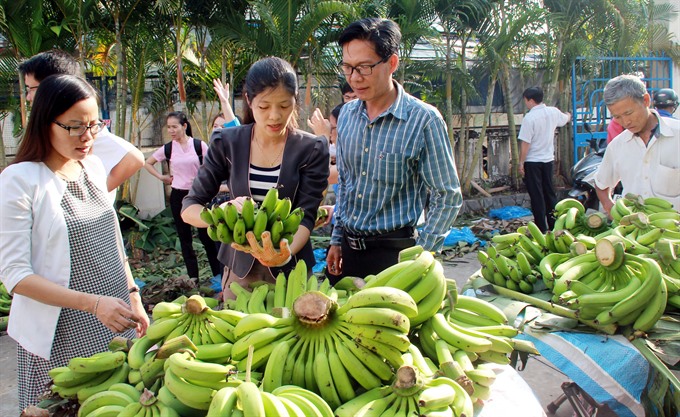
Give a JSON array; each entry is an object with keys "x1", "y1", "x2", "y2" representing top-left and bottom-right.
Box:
[
  {"x1": 595, "y1": 75, "x2": 680, "y2": 215},
  {"x1": 653, "y1": 88, "x2": 678, "y2": 118}
]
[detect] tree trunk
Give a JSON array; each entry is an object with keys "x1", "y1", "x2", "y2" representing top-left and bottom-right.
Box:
[
  {"x1": 458, "y1": 33, "x2": 470, "y2": 179},
  {"x1": 115, "y1": 14, "x2": 124, "y2": 136},
  {"x1": 176, "y1": 25, "x2": 186, "y2": 109},
  {"x1": 444, "y1": 27, "x2": 454, "y2": 155},
  {"x1": 546, "y1": 38, "x2": 564, "y2": 105},
  {"x1": 463, "y1": 72, "x2": 497, "y2": 194},
  {"x1": 501, "y1": 62, "x2": 520, "y2": 189}
]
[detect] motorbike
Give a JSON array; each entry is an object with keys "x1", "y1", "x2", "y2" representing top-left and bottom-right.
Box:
[{"x1": 568, "y1": 124, "x2": 606, "y2": 210}]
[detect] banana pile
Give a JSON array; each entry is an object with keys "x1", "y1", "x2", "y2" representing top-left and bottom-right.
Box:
[
  {"x1": 0, "y1": 282, "x2": 10, "y2": 332},
  {"x1": 645, "y1": 239, "x2": 680, "y2": 311},
  {"x1": 207, "y1": 382, "x2": 334, "y2": 417},
  {"x1": 547, "y1": 235, "x2": 668, "y2": 332},
  {"x1": 477, "y1": 231, "x2": 543, "y2": 294},
  {"x1": 145, "y1": 294, "x2": 244, "y2": 346},
  {"x1": 610, "y1": 193, "x2": 677, "y2": 222},
  {"x1": 610, "y1": 211, "x2": 680, "y2": 249},
  {"x1": 49, "y1": 350, "x2": 130, "y2": 403},
  {"x1": 77, "y1": 382, "x2": 142, "y2": 417},
  {"x1": 201, "y1": 188, "x2": 303, "y2": 247},
  {"x1": 552, "y1": 198, "x2": 612, "y2": 237},
  {"x1": 225, "y1": 261, "x2": 351, "y2": 314},
  {"x1": 335, "y1": 364, "x2": 472, "y2": 417},
  {"x1": 363, "y1": 246, "x2": 447, "y2": 326}
]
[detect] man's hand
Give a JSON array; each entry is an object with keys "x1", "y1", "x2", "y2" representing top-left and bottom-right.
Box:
[
  {"x1": 232, "y1": 231, "x2": 292, "y2": 267},
  {"x1": 314, "y1": 205, "x2": 334, "y2": 229},
  {"x1": 326, "y1": 245, "x2": 342, "y2": 275}
]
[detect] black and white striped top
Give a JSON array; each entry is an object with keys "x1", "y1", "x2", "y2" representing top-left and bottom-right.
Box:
[{"x1": 249, "y1": 164, "x2": 280, "y2": 203}]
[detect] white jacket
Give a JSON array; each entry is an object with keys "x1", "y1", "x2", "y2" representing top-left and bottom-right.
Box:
[{"x1": 0, "y1": 157, "x2": 127, "y2": 359}]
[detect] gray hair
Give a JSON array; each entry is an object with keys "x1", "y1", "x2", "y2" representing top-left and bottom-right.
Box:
[{"x1": 603, "y1": 75, "x2": 647, "y2": 106}]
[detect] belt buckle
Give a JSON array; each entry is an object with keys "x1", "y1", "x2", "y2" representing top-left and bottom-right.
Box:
[{"x1": 347, "y1": 235, "x2": 366, "y2": 250}]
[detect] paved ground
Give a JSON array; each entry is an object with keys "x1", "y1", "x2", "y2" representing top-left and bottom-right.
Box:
[{"x1": 0, "y1": 251, "x2": 575, "y2": 416}]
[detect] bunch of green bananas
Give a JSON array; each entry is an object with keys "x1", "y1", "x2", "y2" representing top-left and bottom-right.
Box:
[
  {"x1": 76, "y1": 382, "x2": 142, "y2": 417},
  {"x1": 126, "y1": 334, "x2": 198, "y2": 392},
  {"x1": 606, "y1": 211, "x2": 680, "y2": 249},
  {"x1": 362, "y1": 246, "x2": 447, "y2": 326},
  {"x1": 201, "y1": 188, "x2": 304, "y2": 248},
  {"x1": 610, "y1": 193, "x2": 677, "y2": 222},
  {"x1": 477, "y1": 234, "x2": 543, "y2": 294},
  {"x1": 225, "y1": 261, "x2": 350, "y2": 314},
  {"x1": 206, "y1": 381, "x2": 334, "y2": 417},
  {"x1": 552, "y1": 198, "x2": 612, "y2": 237},
  {"x1": 0, "y1": 282, "x2": 10, "y2": 331},
  {"x1": 547, "y1": 235, "x2": 668, "y2": 333},
  {"x1": 160, "y1": 350, "x2": 247, "y2": 411},
  {"x1": 235, "y1": 288, "x2": 416, "y2": 408},
  {"x1": 335, "y1": 364, "x2": 472, "y2": 417},
  {"x1": 145, "y1": 294, "x2": 245, "y2": 347},
  {"x1": 49, "y1": 350, "x2": 130, "y2": 403}
]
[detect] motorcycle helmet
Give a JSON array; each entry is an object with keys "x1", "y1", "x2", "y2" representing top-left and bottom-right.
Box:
[{"x1": 653, "y1": 88, "x2": 679, "y2": 109}]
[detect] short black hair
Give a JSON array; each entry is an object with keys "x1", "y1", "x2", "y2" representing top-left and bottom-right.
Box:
[
  {"x1": 18, "y1": 50, "x2": 80, "y2": 81},
  {"x1": 331, "y1": 103, "x2": 344, "y2": 120},
  {"x1": 340, "y1": 82, "x2": 353, "y2": 95},
  {"x1": 338, "y1": 18, "x2": 401, "y2": 60},
  {"x1": 523, "y1": 87, "x2": 544, "y2": 104}
]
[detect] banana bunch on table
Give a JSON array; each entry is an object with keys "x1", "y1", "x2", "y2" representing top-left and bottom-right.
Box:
[
  {"x1": 606, "y1": 211, "x2": 680, "y2": 250},
  {"x1": 552, "y1": 198, "x2": 613, "y2": 237},
  {"x1": 335, "y1": 364, "x2": 472, "y2": 417},
  {"x1": 237, "y1": 288, "x2": 417, "y2": 408},
  {"x1": 363, "y1": 246, "x2": 447, "y2": 326},
  {"x1": 202, "y1": 188, "x2": 303, "y2": 248},
  {"x1": 145, "y1": 294, "x2": 245, "y2": 347},
  {"x1": 205, "y1": 381, "x2": 334, "y2": 417},
  {"x1": 225, "y1": 261, "x2": 351, "y2": 314},
  {"x1": 547, "y1": 235, "x2": 667, "y2": 333},
  {"x1": 610, "y1": 193, "x2": 677, "y2": 222},
  {"x1": 49, "y1": 350, "x2": 130, "y2": 403},
  {"x1": 78, "y1": 386, "x2": 179, "y2": 417}
]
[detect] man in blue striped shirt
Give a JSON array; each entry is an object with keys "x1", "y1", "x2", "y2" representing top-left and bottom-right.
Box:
[{"x1": 326, "y1": 17, "x2": 463, "y2": 279}]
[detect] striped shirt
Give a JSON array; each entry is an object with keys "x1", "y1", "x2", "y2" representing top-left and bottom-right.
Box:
[
  {"x1": 249, "y1": 164, "x2": 280, "y2": 203},
  {"x1": 331, "y1": 82, "x2": 463, "y2": 251}
]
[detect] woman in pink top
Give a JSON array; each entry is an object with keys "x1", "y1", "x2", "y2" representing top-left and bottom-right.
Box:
[{"x1": 144, "y1": 112, "x2": 221, "y2": 279}]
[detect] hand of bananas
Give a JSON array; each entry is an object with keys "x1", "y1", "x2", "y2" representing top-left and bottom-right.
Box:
[
  {"x1": 77, "y1": 386, "x2": 177, "y2": 417},
  {"x1": 201, "y1": 188, "x2": 303, "y2": 249},
  {"x1": 553, "y1": 198, "x2": 612, "y2": 237},
  {"x1": 609, "y1": 193, "x2": 677, "y2": 222}
]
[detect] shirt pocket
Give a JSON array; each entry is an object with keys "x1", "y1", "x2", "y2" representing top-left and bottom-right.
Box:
[
  {"x1": 651, "y1": 164, "x2": 680, "y2": 198},
  {"x1": 375, "y1": 152, "x2": 406, "y2": 185}
]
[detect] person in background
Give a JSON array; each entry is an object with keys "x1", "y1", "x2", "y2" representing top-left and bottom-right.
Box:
[
  {"x1": 0, "y1": 75, "x2": 148, "y2": 412},
  {"x1": 653, "y1": 88, "x2": 678, "y2": 119},
  {"x1": 144, "y1": 112, "x2": 221, "y2": 279},
  {"x1": 19, "y1": 50, "x2": 144, "y2": 203},
  {"x1": 340, "y1": 82, "x2": 357, "y2": 103},
  {"x1": 518, "y1": 86, "x2": 571, "y2": 233},
  {"x1": 596, "y1": 75, "x2": 680, "y2": 214},
  {"x1": 326, "y1": 18, "x2": 462, "y2": 280},
  {"x1": 182, "y1": 57, "x2": 329, "y2": 299}
]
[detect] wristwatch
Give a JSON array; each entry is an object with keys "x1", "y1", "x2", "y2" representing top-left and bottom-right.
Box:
[{"x1": 129, "y1": 285, "x2": 140, "y2": 294}]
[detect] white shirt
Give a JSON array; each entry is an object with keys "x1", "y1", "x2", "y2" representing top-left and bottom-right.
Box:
[
  {"x1": 518, "y1": 103, "x2": 571, "y2": 163},
  {"x1": 92, "y1": 126, "x2": 137, "y2": 202},
  {"x1": 0, "y1": 157, "x2": 127, "y2": 359},
  {"x1": 595, "y1": 110, "x2": 680, "y2": 208}
]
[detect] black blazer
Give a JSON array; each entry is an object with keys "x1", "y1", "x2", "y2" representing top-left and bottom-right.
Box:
[{"x1": 183, "y1": 124, "x2": 330, "y2": 277}]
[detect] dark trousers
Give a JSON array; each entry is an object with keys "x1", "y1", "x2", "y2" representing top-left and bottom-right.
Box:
[
  {"x1": 524, "y1": 161, "x2": 557, "y2": 233},
  {"x1": 336, "y1": 228, "x2": 416, "y2": 281},
  {"x1": 170, "y1": 188, "x2": 221, "y2": 278}
]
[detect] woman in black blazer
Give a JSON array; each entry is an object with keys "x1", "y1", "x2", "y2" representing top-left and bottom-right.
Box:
[{"x1": 182, "y1": 57, "x2": 329, "y2": 299}]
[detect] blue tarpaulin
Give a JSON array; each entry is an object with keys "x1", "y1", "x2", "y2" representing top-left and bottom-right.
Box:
[
  {"x1": 489, "y1": 206, "x2": 532, "y2": 220},
  {"x1": 312, "y1": 248, "x2": 327, "y2": 274},
  {"x1": 443, "y1": 227, "x2": 482, "y2": 247}
]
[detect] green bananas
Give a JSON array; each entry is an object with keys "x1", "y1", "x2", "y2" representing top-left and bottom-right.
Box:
[{"x1": 202, "y1": 188, "x2": 306, "y2": 248}]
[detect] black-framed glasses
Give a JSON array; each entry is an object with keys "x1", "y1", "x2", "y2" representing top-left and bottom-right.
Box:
[
  {"x1": 53, "y1": 120, "x2": 106, "y2": 137},
  {"x1": 338, "y1": 58, "x2": 388, "y2": 77}
]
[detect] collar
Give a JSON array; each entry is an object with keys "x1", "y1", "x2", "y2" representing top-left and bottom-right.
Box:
[
  {"x1": 651, "y1": 109, "x2": 673, "y2": 138},
  {"x1": 358, "y1": 80, "x2": 409, "y2": 122},
  {"x1": 528, "y1": 103, "x2": 546, "y2": 112}
]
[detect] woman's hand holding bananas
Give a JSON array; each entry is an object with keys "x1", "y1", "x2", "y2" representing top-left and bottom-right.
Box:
[{"x1": 232, "y1": 231, "x2": 292, "y2": 267}]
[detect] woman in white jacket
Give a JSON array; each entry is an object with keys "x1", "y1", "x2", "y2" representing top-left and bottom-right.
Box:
[{"x1": 0, "y1": 74, "x2": 149, "y2": 411}]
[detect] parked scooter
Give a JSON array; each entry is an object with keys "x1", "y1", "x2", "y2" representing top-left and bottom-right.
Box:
[{"x1": 568, "y1": 124, "x2": 605, "y2": 210}]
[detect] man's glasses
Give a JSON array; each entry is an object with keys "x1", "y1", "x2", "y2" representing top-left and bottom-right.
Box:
[
  {"x1": 53, "y1": 120, "x2": 106, "y2": 137},
  {"x1": 338, "y1": 58, "x2": 388, "y2": 77}
]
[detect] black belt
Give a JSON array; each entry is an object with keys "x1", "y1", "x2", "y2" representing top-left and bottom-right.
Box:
[{"x1": 344, "y1": 227, "x2": 415, "y2": 251}]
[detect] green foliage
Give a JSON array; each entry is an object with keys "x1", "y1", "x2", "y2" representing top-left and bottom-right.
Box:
[{"x1": 119, "y1": 204, "x2": 180, "y2": 253}]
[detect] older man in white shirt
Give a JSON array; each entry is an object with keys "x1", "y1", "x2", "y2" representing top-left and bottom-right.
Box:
[{"x1": 596, "y1": 75, "x2": 680, "y2": 214}]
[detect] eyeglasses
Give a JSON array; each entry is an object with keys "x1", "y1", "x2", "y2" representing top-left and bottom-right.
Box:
[
  {"x1": 338, "y1": 58, "x2": 388, "y2": 77},
  {"x1": 53, "y1": 120, "x2": 106, "y2": 137}
]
